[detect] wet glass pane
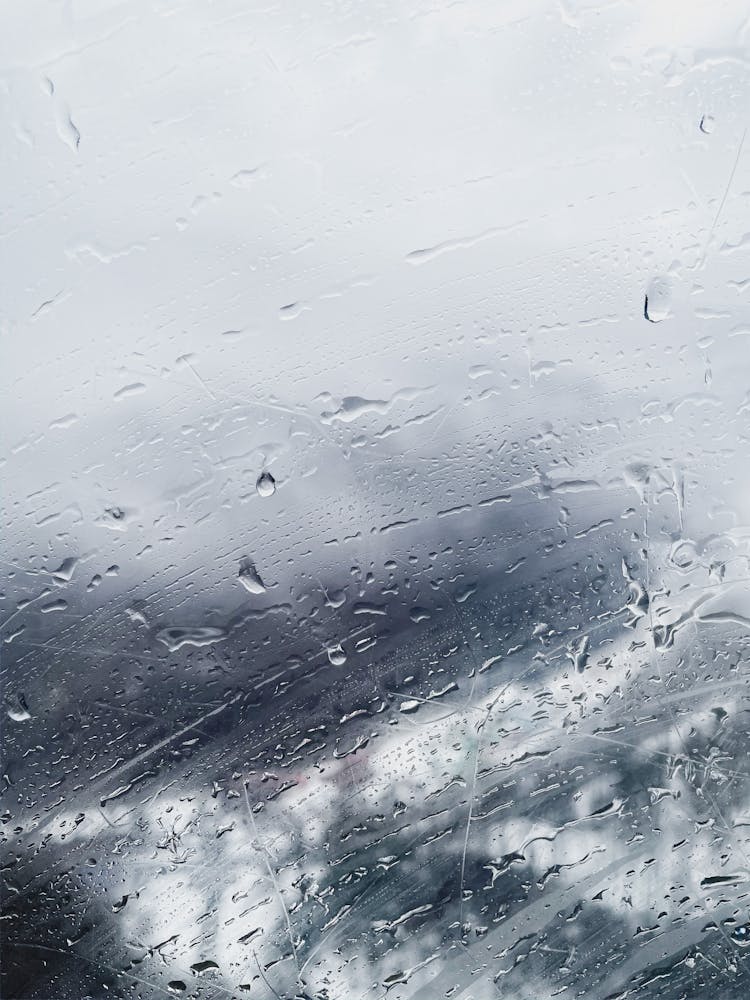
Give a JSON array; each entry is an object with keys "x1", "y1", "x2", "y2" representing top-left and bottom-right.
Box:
[{"x1": 3, "y1": 2, "x2": 750, "y2": 998}]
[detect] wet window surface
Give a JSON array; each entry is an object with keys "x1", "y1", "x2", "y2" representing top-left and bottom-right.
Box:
[{"x1": 3, "y1": 2, "x2": 750, "y2": 999}]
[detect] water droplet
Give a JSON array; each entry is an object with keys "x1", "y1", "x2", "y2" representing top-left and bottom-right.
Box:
[
  {"x1": 323, "y1": 588, "x2": 346, "y2": 609},
  {"x1": 621, "y1": 558, "x2": 649, "y2": 628},
  {"x1": 256, "y1": 471, "x2": 276, "y2": 497},
  {"x1": 238, "y1": 558, "x2": 266, "y2": 595},
  {"x1": 7, "y1": 693, "x2": 31, "y2": 722},
  {"x1": 155, "y1": 626, "x2": 227, "y2": 652},
  {"x1": 732, "y1": 924, "x2": 750, "y2": 947},
  {"x1": 190, "y1": 960, "x2": 219, "y2": 975},
  {"x1": 410, "y1": 606, "x2": 431, "y2": 623},
  {"x1": 125, "y1": 604, "x2": 149, "y2": 626},
  {"x1": 327, "y1": 643, "x2": 347, "y2": 666},
  {"x1": 700, "y1": 114, "x2": 715, "y2": 134},
  {"x1": 51, "y1": 556, "x2": 77, "y2": 584},
  {"x1": 167, "y1": 982, "x2": 187, "y2": 993},
  {"x1": 644, "y1": 276, "x2": 671, "y2": 323},
  {"x1": 567, "y1": 635, "x2": 590, "y2": 672},
  {"x1": 57, "y1": 111, "x2": 80, "y2": 151}
]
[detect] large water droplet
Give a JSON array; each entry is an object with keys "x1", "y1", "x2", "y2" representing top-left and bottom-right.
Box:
[
  {"x1": 644, "y1": 276, "x2": 671, "y2": 323},
  {"x1": 51, "y1": 556, "x2": 78, "y2": 584},
  {"x1": 238, "y1": 558, "x2": 266, "y2": 595},
  {"x1": 567, "y1": 635, "x2": 590, "y2": 673},
  {"x1": 190, "y1": 960, "x2": 219, "y2": 975},
  {"x1": 256, "y1": 471, "x2": 276, "y2": 497},
  {"x1": 323, "y1": 588, "x2": 346, "y2": 609},
  {"x1": 155, "y1": 626, "x2": 227, "y2": 652},
  {"x1": 327, "y1": 643, "x2": 347, "y2": 666},
  {"x1": 7, "y1": 693, "x2": 31, "y2": 722}
]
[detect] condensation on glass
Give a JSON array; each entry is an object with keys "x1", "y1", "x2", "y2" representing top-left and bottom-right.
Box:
[{"x1": 2, "y1": 2, "x2": 750, "y2": 999}]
